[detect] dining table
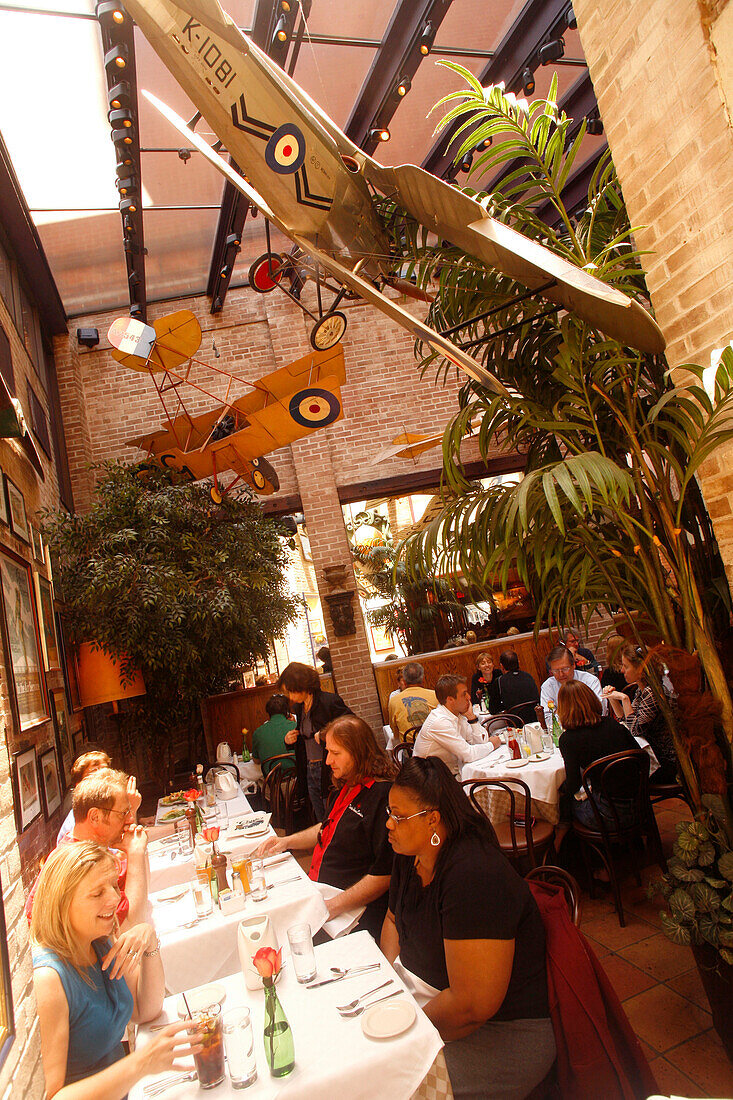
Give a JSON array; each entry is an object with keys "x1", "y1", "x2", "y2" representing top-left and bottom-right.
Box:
[
  {"x1": 460, "y1": 732, "x2": 660, "y2": 824},
  {"x1": 129, "y1": 930, "x2": 449, "y2": 1100}
]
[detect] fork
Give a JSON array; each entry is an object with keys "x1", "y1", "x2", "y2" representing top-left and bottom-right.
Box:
[
  {"x1": 143, "y1": 1069, "x2": 197, "y2": 1095},
  {"x1": 338, "y1": 989, "x2": 404, "y2": 1018},
  {"x1": 336, "y1": 978, "x2": 393, "y2": 1011}
]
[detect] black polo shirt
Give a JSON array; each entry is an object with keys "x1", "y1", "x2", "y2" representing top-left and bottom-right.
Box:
[{"x1": 311, "y1": 779, "x2": 394, "y2": 937}]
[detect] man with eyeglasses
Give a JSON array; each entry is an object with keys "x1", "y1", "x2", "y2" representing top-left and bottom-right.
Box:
[{"x1": 25, "y1": 768, "x2": 149, "y2": 929}]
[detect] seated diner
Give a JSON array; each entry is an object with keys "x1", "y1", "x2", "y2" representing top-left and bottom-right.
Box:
[
  {"x1": 251, "y1": 693, "x2": 297, "y2": 778},
  {"x1": 31, "y1": 842, "x2": 199, "y2": 1097},
  {"x1": 258, "y1": 715, "x2": 395, "y2": 938},
  {"x1": 382, "y1": 757, "x2": 555, "y2": 1099},
  {"x1": 602, "y1": 643, "x2": 678, "y2": 783},
  {"x1": 414, "y1": 674, "x2": 501, "y2": 776}
]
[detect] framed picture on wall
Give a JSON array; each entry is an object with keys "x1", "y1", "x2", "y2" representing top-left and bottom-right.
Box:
[
  {"x1": 0, "y1": 871, "x2": 15, "y2": 1070},
  {"x1": 12, "y1": 746, "x2": 42, "y2": 831},
  {"x1": 4, "y1": 476, "x2": 29, "y2": 543},
  {"x1": 56, "y1": 611, "x2": 81, "y2": 713},
  {"x1": 29, "y1": 524, "x2": 44, "y2": 566},
  {"x1": 34, "y1": 574, "x2": 60, "y2": 671},
  {"x1": 0, "y1": 548, "x2": 49, "y2": 729},
  {"x1": 49, "y1": 689, "x2": 71, "y2": 782},
  {"x1": 369, "y1": 622, "x2": 395, "y2": 654},
  {"x1": 39, "y1": 746, "x2": 62, "y2": 818},
  {"x1": 0, "y1": 470, "x2": 8, "y2": 528}
]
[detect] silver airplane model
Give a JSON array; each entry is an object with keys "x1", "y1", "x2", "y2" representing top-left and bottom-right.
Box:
[{"x1": 125, "y1": 0, "x2": 665, "y2": 397}]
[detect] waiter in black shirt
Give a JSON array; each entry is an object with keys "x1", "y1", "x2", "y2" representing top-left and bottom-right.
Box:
[{"x1": 257, "y1": 715, "x2": 395, "y2": 938}]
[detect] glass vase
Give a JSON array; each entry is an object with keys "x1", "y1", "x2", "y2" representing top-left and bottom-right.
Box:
[{"x1": 262, "y1": 982, "x2": 295, "y2": 1078}]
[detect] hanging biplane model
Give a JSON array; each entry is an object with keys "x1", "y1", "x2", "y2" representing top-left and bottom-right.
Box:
[
  {"x1": 108, "y1": 309, "x2": 346, "y2": 500},
  {"x1": 121, "y1": 0, "x2": 665, "y2": 395}
]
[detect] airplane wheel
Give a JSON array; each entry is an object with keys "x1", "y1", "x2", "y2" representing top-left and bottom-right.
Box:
[
  {"x1": 310, "y1": 311, "x2": 347, "y2": 351},
  {"x1": 209, "y1": 484, "x2": 223, "y2": 505},
  {"x1": 249, "y1": 252, "x2": 286, "y2": 293}
]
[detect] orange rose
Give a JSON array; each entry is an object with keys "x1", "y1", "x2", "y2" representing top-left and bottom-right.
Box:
[
  {"x1": 202, "y1": 826, "x2": 220, "y2": 843},
  {"x1": 252, "y1": 946, "x2": 282, "y2": 979},
  {"x1": 184, "y1": 789, "x2": 201, "y2": 802}
]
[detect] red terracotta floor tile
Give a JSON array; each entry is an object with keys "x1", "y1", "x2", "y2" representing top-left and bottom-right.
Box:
[
  {"x1": 665, "y1": 1028, "x2": 733, "y2": 1097},
  {"x1": 619, "y1": 933, "x2": 696, "y2": 982},
  {"x1": 637, "y1": 1037, "x2": 657, "y2": 1065},
  {"x1": 647, "y1": 1055, "x2": 704, "y2": 1098},
  {"x1": 667, "y1": 967, "x2": 712, "y2": 1012},
  {"x1": 581, "y1": 911, "x2": 658, "y2": 952},
  {"x1": 578, "y1": 893, "x2": 615, "y2": 925},
  {"x1": 623, "y1": 985, "x2": 712, "y2": 1053},
  {"x1": 597, "y1": 953, "x2": 656, "y2": 1000}
]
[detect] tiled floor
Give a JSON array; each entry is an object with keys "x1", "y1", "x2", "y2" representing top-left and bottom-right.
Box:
[{"x1": 575, "y1": 800, "x2": 733, "y2": 1098}]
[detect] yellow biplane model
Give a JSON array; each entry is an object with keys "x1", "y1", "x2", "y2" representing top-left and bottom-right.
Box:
[
  {"x1": 122, "y1": 0, "x2": 664, "y2": 398},
  {"x1": 109, "y1": 309, "x2": 345, "y2": 500}
]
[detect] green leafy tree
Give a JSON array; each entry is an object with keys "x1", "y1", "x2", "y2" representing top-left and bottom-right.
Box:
[
  {"x1": 386, "y1": 67, "x2": 733, "y2": 811},
  {"x1": 42, "y1": 462, "x2": 298, "y2": 772}
]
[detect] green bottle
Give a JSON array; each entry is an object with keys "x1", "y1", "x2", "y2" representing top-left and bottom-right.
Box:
[{"x1": 550, "y1": 706, "x2": 563, "y2": 748}]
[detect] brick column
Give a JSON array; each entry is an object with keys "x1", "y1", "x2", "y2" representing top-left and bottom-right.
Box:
[
  {"x1": 263, "y1": 293, "x2": 384, "y2": 732},
  {"x1": 573, "y1": 0, "x2": 733, "y2": 582}
]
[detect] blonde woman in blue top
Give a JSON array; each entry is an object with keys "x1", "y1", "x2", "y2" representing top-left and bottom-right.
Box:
[{"x1": 31, "y1": 842, "x2": 199, "y2": 1098}]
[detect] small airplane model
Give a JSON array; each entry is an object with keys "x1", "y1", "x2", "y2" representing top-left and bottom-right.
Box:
[
  {"x1": 0, "y1": 373, "x2": 44, "y2": 479},
  {"x1": 108, "y1": 309, "x2": 346, "y2": 500},
  {"x1": 121, "y1": 0, "x2": 665, "y2": 399}
]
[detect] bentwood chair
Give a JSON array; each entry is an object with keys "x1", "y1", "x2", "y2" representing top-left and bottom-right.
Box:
[
  {"x1": 464, "y1": 778, "x2": 556, "y2": 871},
  {"x1": 484, "y1": 713, "x2": 526, "y2": 735},
  {"x1": 402, "y1": 725, "x2": 420, "y2": 746},
  {"x1": 262, "y1": 753, "x2": 297, "y2": 831},
  {"x1": 525, "y1": 865, "x2": 582, "y2": 926},
  {"x1": 572, "y1": 749, "x2": 665, "y2": 927},
  {"x1": 393, "y1": 742, "x2": 413, "y2": 767}
]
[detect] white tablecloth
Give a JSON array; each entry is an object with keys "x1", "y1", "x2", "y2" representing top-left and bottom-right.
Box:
[
  {"x1": 130, "y1": 931, "x2": 444, "y2": 1100},
  {"x1": 460, "y1": 735, "x2": 659, "y2": 825},
  {"x1": 151, "y1": 856, "x2": 329, "y2": 994}
]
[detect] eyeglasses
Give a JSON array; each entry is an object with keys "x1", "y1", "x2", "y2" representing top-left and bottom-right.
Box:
[
  {"x1": 105, "y1": 805, "x2": 132, "y2": 819},
  {"x1": 386, "y1": 807, "x2": 430, "y2": 825}
]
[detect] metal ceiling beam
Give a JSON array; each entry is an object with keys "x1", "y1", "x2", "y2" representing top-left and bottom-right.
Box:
[
  {"x1": 344, "y1": 0, "x2": 454, "y2": 155},
  {"x1": 421, "y1": 0, "x2": 574, "y2": 179}
]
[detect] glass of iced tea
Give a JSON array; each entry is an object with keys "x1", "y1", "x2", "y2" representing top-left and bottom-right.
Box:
[{"x1": 193, "y1": 1003, "x2": 225, "y2": 1089}]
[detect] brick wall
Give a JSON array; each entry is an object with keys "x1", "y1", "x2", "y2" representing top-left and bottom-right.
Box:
[
  {"x1": 0, "y1": 292, "x2": 67, "y2": 1097},
  {"x1": 573, "y1": 0, "x2": 733, "y2": 586}
]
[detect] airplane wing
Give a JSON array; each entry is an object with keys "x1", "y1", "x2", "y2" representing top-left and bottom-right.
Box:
[
  {"x1": 143, "y1": 90, "x2": 510, "y2": 396},
  {"x1": 362, "y1": 161, "x2": 665, "y2": 356}
]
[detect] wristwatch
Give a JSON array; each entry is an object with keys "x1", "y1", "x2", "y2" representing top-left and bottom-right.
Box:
[{"x1": 467, "y1": 716, "x2": 479, "y2": 724}]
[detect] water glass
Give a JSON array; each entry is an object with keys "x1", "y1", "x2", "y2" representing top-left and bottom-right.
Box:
[
  {"x1": 192, "y1": 881, "x2": 213, "y2": 917},
  {"x1": 175, "y1": 818, "x2": 193, "y2": 855},
  {"x1": 205, "y1": 781, "x2": 216, "y2": 807},
  {"x1": 287, "y1": 922, "x2": 316, "y2": 983},
  {"x1": 249, "y1": 859, "x2": 267, "y2": 902},
  {"x1": 541, "y1": 730, "x2": 554, "y2": 754},
  {"x1": 223, "y1": 1007, "x2": 257, "y2": 1088},
  {"x1": 193, "y1": 1003, "x2": 226, "y2": 1089}
]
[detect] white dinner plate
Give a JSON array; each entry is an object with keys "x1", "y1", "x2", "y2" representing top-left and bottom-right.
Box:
[
  {"x1": 176, "y1": 983, "x2": 226, "y2": 1017},
  {"x1": 159, "y1": 808, "x2": 186, "y2": 822},
  {"x1": 531, "y1": 751, "x2": 553, "y2": 762},
  {"x1": 362, "y1": 998, "x2": 416, "y2": 1040},
  {"x1": 505, "y1": 758, "x2": 529, "y2": 769},
  {"x1": 156, "y1": 886, "x2": 189, "y2": 904},
  {"x1": 230, "y1": 813, "x2": 271, "y2": 834}
]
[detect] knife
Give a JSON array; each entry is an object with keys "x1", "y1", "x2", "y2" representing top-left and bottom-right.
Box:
[{"x1": 306, "y1": 962, "x2": 380, "y2": 988}]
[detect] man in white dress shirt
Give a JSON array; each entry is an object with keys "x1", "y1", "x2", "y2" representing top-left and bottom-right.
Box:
[
  {"x1": 413, "y1": 674, "x2": 501, "y2": 776},
  {"x1": 540, "y1": 645, "x2": 605, "y2": 728}
]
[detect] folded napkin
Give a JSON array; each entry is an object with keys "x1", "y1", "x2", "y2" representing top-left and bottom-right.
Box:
[{"x1": 314, "y1": 881, "x2": 365, "y2": 939}]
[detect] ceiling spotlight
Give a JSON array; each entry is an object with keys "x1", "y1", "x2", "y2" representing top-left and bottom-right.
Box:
[
  {"x1": 419, "y1": 21, "x2": 435, "y2": 55},
  {"x1": 104, "y1": 44, "x2": 128, "y2": 72},
  {"x1": 130, "y1": 303, "x2": 143, "y2": 320},
  {"x1": 281, "y1": 0, "x2": 291, "y2": 10},
  {"x1": 586, "y1": 113, "x2": 604, "y2": 135},
  {"x1": 123, "y1": 215, "x2": 135, "y2": 234},
  {"x1": 565, "y1": 6, "x2": 577, "y2": 29},
  {"x1": 115, "y1": 146, "x2": 134, "y2": 166},
  {"x1": 477, "y1": 136, "x2": 492, "y2": 149},
  {"x1": 225, "y1": 233, "x2": 241, "y2": 249},
  {"x1": 369, "y1": 127, "x2": 390, "y2": 143},
  {"x1": 212, "y1": 296, "x2": 223, "y2": 313},
  {"x1": 77, "y1": 327, "x2": 100, "y2": 348},
  {"x1": 115, "y1": 175, "x2": 137, "y2": 195},
  {"x1": 220, "y1": 264, "x2": 231, "y2": 278},
  {"x1": 522, "y1": 68, "x2": 535, "y2": 95},
  {"x1": 128, "y1": 270, "x2": 140, "y2": 288},
  {"x1": 273, "y1": 14, "x2": 288, "y2": 44},
  {"x1": 458, "y1": 150, "x2": 473, "y2": 173},
  {"x1": 96, "y1": 0, "x2": 126, "y2": 25},
  {"x1": 109, "y1": 107, "x2": 133, "y2": 129},
  {"x1": 111, "y1": 127, "x2": 134, "y2": 146},
  {"x1": 108, "y1": 81, "x2": 131, "y2": 110},
  {"x1": 119, "y1": 196, "x2": 138, "y2": 214},
  {"x1": 539, "y1": 38, "x2": 564, "y2": 65},
  {"x1": 396, "y1": 75, "x2": 411, "y2": 97}
]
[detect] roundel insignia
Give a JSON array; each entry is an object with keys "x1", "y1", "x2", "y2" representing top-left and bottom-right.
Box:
[
  {"x1": 288, "y1": 387, "x2": 341, "y2": 428},
  {"x1": 252, "y1": 468, "x2": 266, "y2": 490},
  {"x1": 265, "y1": 124, "x2": 306, "y2": 175}
]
